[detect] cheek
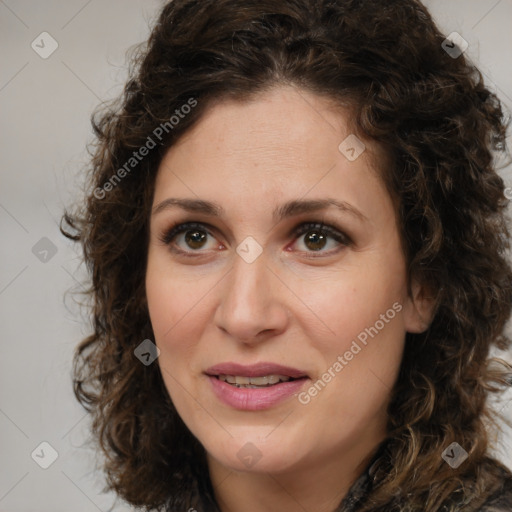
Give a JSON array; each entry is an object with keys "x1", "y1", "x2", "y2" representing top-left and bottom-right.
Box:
[
  {"x1": 145, "y1": 265, "x2": 205, "y2": 415},
  {"x1": 145, "y1": 257, "x2": 222, "y2": 393},
  {"x1": 294, "y1": 253, "x2": 407, "y2": 413},
  {"x1": 145, "y1": 259, "x2": 196, "y2": 376},
  {"x1": 145, "y1": 249, "x2": 215, "y2": 341},
  {"x1": 295, "y1": 260, "x2": 407, "y2": 350}
]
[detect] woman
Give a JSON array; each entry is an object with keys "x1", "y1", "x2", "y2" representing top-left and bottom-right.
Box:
[{"x1": 62, "y1": 0, "x2": 512, "y2": 510}]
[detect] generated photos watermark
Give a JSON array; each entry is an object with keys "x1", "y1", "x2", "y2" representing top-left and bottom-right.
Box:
[
  {"x1": 298, "y1": 301, "x2": 403, "y2": 404},
  {"x1": 134, "y1": 339, "x2": 160, "y2": 366},
  {"x1": 237, "y1": 441, "x2": 263, "y2": 468},
  {"x1": 441, "y1": 442, "x2": 469, "y2": 469},
  {"x1": 94, "y1": 97, "x2": 198, "y2": 200}
]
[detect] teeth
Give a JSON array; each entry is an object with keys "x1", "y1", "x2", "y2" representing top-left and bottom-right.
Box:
[{"x1": 218, "y1": 374, "x2": 292, "y2": 387}]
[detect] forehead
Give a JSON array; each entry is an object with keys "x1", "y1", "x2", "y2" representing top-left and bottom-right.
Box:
[{"x1": 152, "y1": 86, "x2": 392, "y2": 221}]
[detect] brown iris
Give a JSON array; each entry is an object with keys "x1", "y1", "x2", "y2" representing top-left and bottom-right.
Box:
[
  {"x1": 185, "y1": 230, "x2": 207, "y2": 249},
  {"x1": 304, "y1": 231, "x2": 327, "y2": 251}
]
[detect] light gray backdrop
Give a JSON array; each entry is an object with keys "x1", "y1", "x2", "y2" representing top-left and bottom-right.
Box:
[{"x1": 1, "y1": 1, "x2": 511, "y2": 511}]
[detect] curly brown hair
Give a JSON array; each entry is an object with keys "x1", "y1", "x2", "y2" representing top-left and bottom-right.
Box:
[{"x1": 62, "y1": 0, "x2": 512, "y2": 510}]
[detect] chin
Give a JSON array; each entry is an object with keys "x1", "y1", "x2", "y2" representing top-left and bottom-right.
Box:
[{"x1": 203, "y1": 428, "x2": 307, "y2": 474}]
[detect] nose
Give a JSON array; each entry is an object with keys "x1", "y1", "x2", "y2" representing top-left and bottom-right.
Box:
[{"x1": 213, "y1": 251, "x2": 290, "y2": 345}]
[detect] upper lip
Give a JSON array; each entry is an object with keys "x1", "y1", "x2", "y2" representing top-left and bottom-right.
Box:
[{"x1": 205, "y1": 362, "x2": 308, "y2": 379}]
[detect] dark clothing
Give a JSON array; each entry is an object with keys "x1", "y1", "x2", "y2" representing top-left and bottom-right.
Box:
[
  {"x1": 189, "y1": 440, "x2": 512, "y2": 512},
  {"x1": 339, "y1": 441, "x2": 512, "y2": 512}
]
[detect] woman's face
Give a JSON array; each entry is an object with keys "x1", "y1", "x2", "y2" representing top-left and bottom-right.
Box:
[{"x1": 146, "y1": 85, "x2": 430, "y2": 475}]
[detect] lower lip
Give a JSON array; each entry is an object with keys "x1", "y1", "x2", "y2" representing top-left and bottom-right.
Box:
[{"x1": 207, "y1": 376, "x2": 308, "y2": 411}]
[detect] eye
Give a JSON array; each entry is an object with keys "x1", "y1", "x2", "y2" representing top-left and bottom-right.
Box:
[
  {"x1": 159, "y1": 221, "x2": 352, "y2": 257},
  {"x1": 291, "y1": 222, "x2": 351, "y2": 255},
  {"x1": 159, "y1": 222, "x2": 221, "y2": 255}
]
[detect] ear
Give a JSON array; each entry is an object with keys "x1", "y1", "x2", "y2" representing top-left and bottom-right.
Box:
[{"x1": 402, "y1": 278, "x2": 436, "y2": 333}]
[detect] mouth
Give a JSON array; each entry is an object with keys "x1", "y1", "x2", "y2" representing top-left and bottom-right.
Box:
[
  {"x1": 215, "y1": 374, "x2": 302, "y2": 388},
  {"x1": 206, "y1": 362, "x2": 307, "y2": 380},
  {"x1": 205, "y1": 363, "x2": 310, "y2": 410}
]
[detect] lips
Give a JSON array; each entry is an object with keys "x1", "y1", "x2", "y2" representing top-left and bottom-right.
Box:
[
  {"x1": 205, "y1": 362, "x2": 309, "y2": 410},
  {"x1": 205, "y1": 362, "x2": 308, "y2": 379}
]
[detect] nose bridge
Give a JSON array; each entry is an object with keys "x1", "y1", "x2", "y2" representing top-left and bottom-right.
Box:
[
  {"x1": 227, "y1": 251, "x2": 272, "y2": 313},
  {"x1": 214, "y1": 249, "x2": 288, "y2": 341}
]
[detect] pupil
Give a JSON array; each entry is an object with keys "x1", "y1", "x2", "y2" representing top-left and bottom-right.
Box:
[
  {"x1": 185, "y1": 230, "x2": 206, "y2": 249},
  {"x1": 305, "y1": 232, "x2": 326, "y2": 251}
]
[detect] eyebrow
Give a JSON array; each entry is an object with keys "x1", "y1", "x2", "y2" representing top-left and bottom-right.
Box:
[{"x1": 152, "y1": 197, "x2": 368, "y2": 223}]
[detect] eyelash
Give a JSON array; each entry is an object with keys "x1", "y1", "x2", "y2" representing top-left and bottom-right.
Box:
[{"x1": 159, "y1": 221, "x2": 352, "y2": 258}]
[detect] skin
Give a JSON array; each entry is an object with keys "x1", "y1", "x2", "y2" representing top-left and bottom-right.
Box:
[{"x1": 145, "y1": 85, "x2": 433, "y2": 512}]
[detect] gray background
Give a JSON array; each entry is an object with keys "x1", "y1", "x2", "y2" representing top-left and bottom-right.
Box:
[{"x1": 1, "y1": 1, "x2": 511, "y2": 510}]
